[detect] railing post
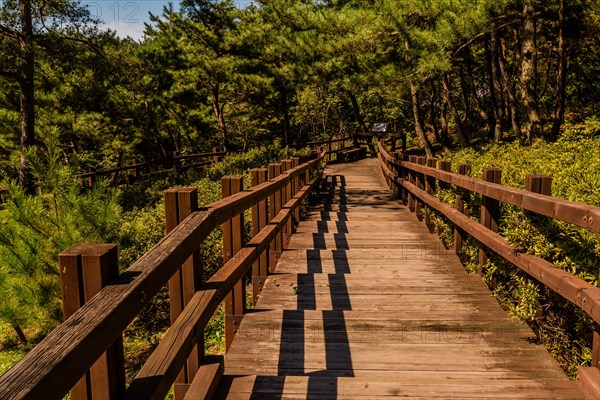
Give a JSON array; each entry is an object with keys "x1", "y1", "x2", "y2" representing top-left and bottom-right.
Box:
[
  {"x1": 479, "y1": 168, "x2": 502, "y2": 275},
  {"x1": 425, "y1": 158, "x2": 437, "y2": 231},
  {"x1": 88, "y1": 168, "x2": 95, "y2": 188},
  {"x1": 525, "y1": 174, "x2": 552, "y2": 197},
  {"x1": 220, "y1": 176, "x2": 245, "y2": 353},
  {"x1": 416, "y1": 156, "x2": 427, "y2": 220},
  {"x1": 59, "y1": 244, "x2": 125, "y2": 400},
  {"x1": 268, "y1": 163, "x2": 282, "y2": 272},
  {"x1": 132, "y1": 159, "x2": 139, "y2": 177},
  {"x1": 408, "y1": 156, "x2": 417, "y2": 212},
  {"x1": 291, "y1": 157, "x2": 300, "y2": 228},
  {"x1": 454, "y1": 164, "x2": 472, "y2": 259},
  {"x1": 164, "y1": 188, "x2": 203, "y2": 388},
  {"x1": 282, "y1": 160, "x2": 293, "y2": 247},
  {"x1": 438, "y1": 160, "x2": 451, "y2": 190},
  {"x1": 392, "y1": 152, "x2": 402, "y2": 199},
  {"x1": 524, "y1": 174, "x2": 553, "y2": 337},
  {"x1": 172, "y1": 151, "x2": 181, "y2": 173},
  {"x1": 594, "y1": 277, "x2": 600, "y2": 370},
  {"x1": 437, "y1": 160, "x2": 452, "y2": 236},
  {"x1": 251, "y1": 168, "x2": 269, "y2": 306},
  {"x1": 327, "y1": 141, "x2": 332, "y2": 162},
  {"x1": 212, "y1": 147, "x2": 219, "y2": 164}
]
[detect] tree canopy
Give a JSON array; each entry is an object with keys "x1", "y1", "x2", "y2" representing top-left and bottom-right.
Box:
[{"x1": 1, "y1": 0, "x2": 600, "y2": 180}]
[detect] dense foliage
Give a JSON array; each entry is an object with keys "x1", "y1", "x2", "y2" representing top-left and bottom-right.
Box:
[
  {"x1": 3, "y1": 0, "x2": 600, "y2": 183},
  {"x1": 430, "y1": 127, "x2": 600, "y2": 377}
]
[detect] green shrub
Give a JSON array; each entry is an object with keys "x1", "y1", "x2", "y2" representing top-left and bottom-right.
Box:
[
  {"x1": 0, "y1": 137, "x2": 121, "y2": 344},
  {"x1": 432, "y1": 130, "x2": 600, "y2": 377}
]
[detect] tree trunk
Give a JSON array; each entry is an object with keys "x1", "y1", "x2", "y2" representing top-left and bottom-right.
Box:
[
  {"x1": 551, "y1": 0, "x2": 566, "y2": 141},
  {"x1": 279, "y1": 82, "x2": 291, "y2": 145},
  {"x1": 18, "y1": 0, "x2": 35, "y2": 194},
  {"x1": 465, "y1": 49, "x2": 491, "y2": 132},
  {"x1": 12, "y1": 323, "x2": 28, "y2": 345},
  {"x1": 442, "y1": 73, "x2": 469, "y2": 147},
  {"x1": 499, "y1": 35, "x2": 522, "y2": 140},
  {"x1": 458, "y1": 65, "x2": 470, "y2": 125},
  {"x1": 409, "y1": 82, "x2": 434, "y2": 157},
  {"x1": 428, "y1": 83, "x2": 442, "y2": 144},
  {"x1": 347, "y1": 90, "x2": 368, "y2": 133},
  {"x1": 490, "y1": 28, "x2": 504, "y2": 143},
  {"x1": 440, "y1": 96, "x2": 449, "y2": 145},
  {"x1": 212, "y1": 83, "x2": 229, "y2": 151},
  {"x1": 484, "y1": 37, "x2": 496, "y2": 140},
  {"x1": 520, "y1": 1, "x2": 543, "y2": 143}
]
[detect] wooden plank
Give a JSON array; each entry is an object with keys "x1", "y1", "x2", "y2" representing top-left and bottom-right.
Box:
[
  {"x1": 251, "y1": 169, "x2": 269, "y2": 305},
  {"x1": 576, "y1": 367, "x2": 600, "y2": 400},
  {"x1": 183, "y1": 356, "x2": 224, "y2": 400},
  {"x1": 59, "y1": 245, "x2": 125, "y2": 400}
]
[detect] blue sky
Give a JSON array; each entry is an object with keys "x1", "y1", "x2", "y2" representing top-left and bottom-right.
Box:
[{"x1": 82, "y1": 0, "x2": 253, "y2": 40}]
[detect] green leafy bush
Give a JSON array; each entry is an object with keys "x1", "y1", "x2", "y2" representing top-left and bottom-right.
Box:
[{"x1": 431, "y1": 130, "x2": 600, "y2": 377}]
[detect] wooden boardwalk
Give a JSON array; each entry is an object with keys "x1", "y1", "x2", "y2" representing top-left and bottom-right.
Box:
[{"x1": 217, "y1": 158, "x2": 584, "y2": 399}]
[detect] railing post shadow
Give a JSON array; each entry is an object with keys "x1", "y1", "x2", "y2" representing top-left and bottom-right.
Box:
[
  {"x1": 59, "y1": 244, "x2": 125, "y2": 400},
  {"x1": 164, "y1": 187, "x2": 203, "y2": 392},
  {"x1": 478, "y1": 168, "x2": 502, "y2": 276},
  {"x1": 221, "y1": 176, "x2": 245, "y2": 353}
]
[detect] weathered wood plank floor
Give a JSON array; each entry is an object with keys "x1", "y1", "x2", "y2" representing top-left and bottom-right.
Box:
[{"x1": 217, "y1": 158, "x2": 584, "y2": 399}]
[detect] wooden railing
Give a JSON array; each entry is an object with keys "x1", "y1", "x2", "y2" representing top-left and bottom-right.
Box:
[
  {"x1": 0, "y1": 138, "x2": 361, "y2": 400},
  {"x1": 376, "y1": 140, "x2": 600, "y2": 399},
  {"x1": 0, "y1": 150, "x2": 325, "y2": 399},
  {"x1": 78, "y1": 148, "x2": 226, "y2": 188}
]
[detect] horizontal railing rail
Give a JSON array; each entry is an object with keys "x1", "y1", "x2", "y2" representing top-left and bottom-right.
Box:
[
  {"x1": 0, "y1": 150, "x2": 331, "y2": 399},
  {"x1": 379, "y1": 143, "x2": 600, "y2": 234},
  {"x1": 376, "y1": 140, "x2": 600, "y2": 397},
  {"x1": 78, "y1": 148, "x2": 227, "y2": 188},
  {"x1": 0, "y1": 136, "x2": 362, "y2": 399}
]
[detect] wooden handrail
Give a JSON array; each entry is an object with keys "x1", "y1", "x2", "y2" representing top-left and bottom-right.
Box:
[
  {"x1": 78, "y1": 150, "x2": 225, "y2": 180},
  {"x1": 0, "y1": 153, "x2": 326, "y2": 400},
  {"x1": 173, "y1": 151, "x2": 227, "y2": 161},
  {"x1": 379, "y1": 141, "x2": 600, "y2": 234},
  {"x1": 402, "y1": 178, "x2": 600, "y2": 325},
  {"x1": 123, "y1": 173, "x2": 321, "y2": 399},
  {"x1": 376, "y1": 140, "x2": 600, "y2": 385},
  {"x1": 305, "y1": 136, "x2": 352, "y2": 146}
]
